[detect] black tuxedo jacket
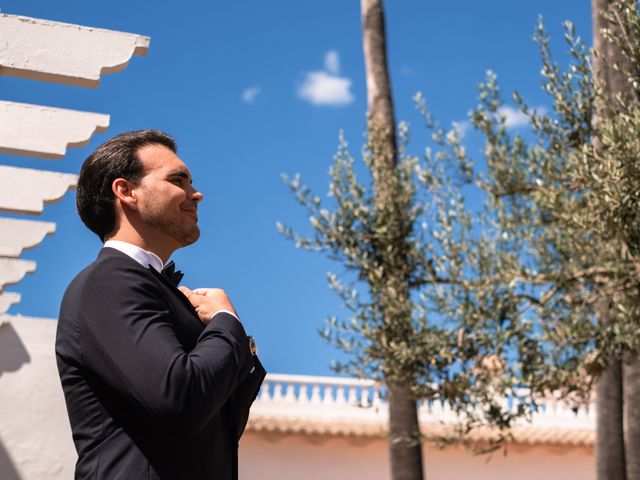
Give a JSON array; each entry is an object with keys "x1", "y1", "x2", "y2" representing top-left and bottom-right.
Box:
[{"x1": 56, "y1": 247, "x2": 265, "y2": 480}]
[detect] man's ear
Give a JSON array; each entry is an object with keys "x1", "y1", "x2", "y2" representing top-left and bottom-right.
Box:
[{"x1": 112, "y1": 178, "x2": 138, "y2": 210}]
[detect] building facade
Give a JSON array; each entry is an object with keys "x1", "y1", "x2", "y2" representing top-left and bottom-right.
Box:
[{"x1": 0, "y1": 316, "x2": 595, "y2": 479}]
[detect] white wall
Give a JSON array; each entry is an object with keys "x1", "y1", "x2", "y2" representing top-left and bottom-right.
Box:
[
  {"x1": 0, "y1": 316, "x2": 75, "y2": 480},
  {"x1": 240, "y1": 433, "x2": 594, "y2": 480}
]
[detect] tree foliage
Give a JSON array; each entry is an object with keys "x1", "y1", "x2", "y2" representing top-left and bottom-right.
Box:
[{"x1": 280, "y1": 0, "x2": 640, "y2": 449}]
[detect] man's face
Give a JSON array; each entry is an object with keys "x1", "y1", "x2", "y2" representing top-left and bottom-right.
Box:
[{"x1": 133, "y1": 144, "x2": 203, "y2": 249}]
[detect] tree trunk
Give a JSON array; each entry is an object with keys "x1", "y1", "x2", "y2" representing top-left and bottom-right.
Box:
[
  {"x1": 361, "y1": 1, "x2": 425, "y2": 479},
  {"x1": 624, "y1": 356, "x2": 640, "y2": 478},
  {"x1": 596, "y1": 359, "x2": 627, "y2": 480},
  {"x1": 361, "y1": 0, "x2": 398, "y2": 209},
  {"x1": 592, "y1": 2, "x2": 639, "y2": 479},
  {"x1": 592, "y1": 0, "x2": 634, "y2": 100},
  {"x1": 389, "y1": 383, "x2": 424, "y2": 480}
]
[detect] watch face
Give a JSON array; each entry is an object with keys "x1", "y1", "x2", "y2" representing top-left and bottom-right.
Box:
[{"x1": 248, "y1": 336, "x2": 257, "y2": 356}]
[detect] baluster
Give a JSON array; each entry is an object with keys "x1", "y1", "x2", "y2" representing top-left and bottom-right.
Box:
[
  {"x1": 258, "y1": 381, "x2": 271, "y2": 401},
  {"x1": 273, "y1": 382, "x2": 284, "y2": 402},
  {"x1": 285, "y1": 382, "x2": 296, "y2": 402},
  {"x1": 372, "y1": 385, "x2": 381, "y2": 408},
  {"x1": 311, "y1": 383, "x2": 322, "y2": 404},
  {"x1": 440, "y1": 400, "x2": 454, "y2": 422},
  {"x1": 588, "y1": 395, "x2": 597, "y2": 420},
  {"x1": 544, "y1": 397, "x2": 551, "y2": 417},
  {"x1": 347, "y1": 385, "x2": 358, "y2": 405},
  {"x1": 322, "y1": 384, "x2": 334, "y2": 404},
  {"x1": 430, "y1": 398, "x2": 444, "y2": 416},
  {"x1": 336, "y1": 386, "x2": 346, "y2": 405},
  {"x1": 360, "y1": 386, "x2": 370, "y2": 407},
  {"x1": 299, "y1": 384, "x2": 309, "y2": 404},
  {"x1": 578, "y1": 398, "x2": 591, "y2": 420},
  {"x1": 553, "y1": 396, "x2": 569, "y2": 419},
  {"x1": 545, "y1": 395, "x2": 553, "y2": 415}
]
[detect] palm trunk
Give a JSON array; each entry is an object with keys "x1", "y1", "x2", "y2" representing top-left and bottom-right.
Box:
[
  {"x1": 624, "y1": 357, "x2": 640, "y2": 478},
  {"x1": 361, "y1": 1, "x2": 425, "y2": 479},
  {"x1": 361, "y1": 0, "x2": 398, "y2": 206},
  {"x1": 596, "y1": 359, "x2": 627, "y2": 480},
  {"x1": 591, "y1": 2, "x2": 639, "y2": 478},
  {"x1": 389, "y1": 383, "x2": 424, "y2": 480}
]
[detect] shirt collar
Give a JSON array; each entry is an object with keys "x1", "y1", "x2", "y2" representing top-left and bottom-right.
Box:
[{"x1": 103, "y1": 240, "x2": 164, "y2": 273}]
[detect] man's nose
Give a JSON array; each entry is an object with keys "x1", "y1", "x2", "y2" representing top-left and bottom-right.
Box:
[{"x1": 190, "y1": 187, "x2": 204, "y2": 204}]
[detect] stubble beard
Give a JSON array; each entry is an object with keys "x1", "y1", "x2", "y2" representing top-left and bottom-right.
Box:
[
  {"x1": 174, "y1": 222, "x2": 200, "y2": 247},
  {"x1": 140, "y1": 206, "x2": 201, "y2": 248},
  {"x1": 163, "y1": 217, "x2": 200, "y2": 248}
]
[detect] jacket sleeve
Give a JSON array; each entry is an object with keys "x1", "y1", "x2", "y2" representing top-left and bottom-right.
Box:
[
  {"x1": 233, "y1": 356, "x2": 266, "y2": 439},
  {"x1": 78, "y1": 263, "x2": 253, "y2": 437}
]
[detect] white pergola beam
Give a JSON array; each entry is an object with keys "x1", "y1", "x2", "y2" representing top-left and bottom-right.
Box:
[
  {"x1": 0, "y1": 218, "x2": 56, "y2": 257},
  {"x1": 0, "y1": 14, "x2": 150, "y2": 87},
  {"x1": 0, "y1": 166, "x2": 77, "y2": 214},
  {"x1": 0, "y1": 101, "x2": 109, "y2": 158},
  {"x1": 0, "y1": 258, "x2": 36, "y2": 290},
  {"x1": 0, "y1": 292, "x2": 20, "y2": 314}
]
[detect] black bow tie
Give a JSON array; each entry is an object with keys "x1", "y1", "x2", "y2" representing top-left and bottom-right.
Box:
[{"x1": 160, "y1": 261, "x2": 184, "y2": 287}]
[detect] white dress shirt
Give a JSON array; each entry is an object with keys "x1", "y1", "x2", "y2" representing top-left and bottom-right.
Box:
[
  {"x1": 104, "y1": 240, "x2": 164, "y2": 272},
  {"x1": 103, "y1": 239, "x2": 239, "y2": 322}
]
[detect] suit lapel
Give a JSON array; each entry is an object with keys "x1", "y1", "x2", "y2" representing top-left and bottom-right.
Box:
[
  {"x1": 148, "y1": 267, "x2": 198, "y2": 316},
  {"x1": 99, "y1": 247, "x2": 198, "y2": 318}
]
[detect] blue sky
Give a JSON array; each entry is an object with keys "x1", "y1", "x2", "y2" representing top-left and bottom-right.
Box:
[{"x1": 1, "y1": 1, "x2": 592, "y2": 376}]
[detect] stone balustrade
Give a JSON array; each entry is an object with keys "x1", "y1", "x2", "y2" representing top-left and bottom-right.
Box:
[
  {"x1": 258, "y1": 373, "x2": 382, "y2": 408},
  {"x1": 248, "y1": 373, "x2": 595, "y2": 443}
]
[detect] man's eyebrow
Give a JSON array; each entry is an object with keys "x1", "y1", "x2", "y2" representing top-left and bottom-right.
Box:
[{"x1": 166, "y1": 170, "x2": 191, "y2": 181}]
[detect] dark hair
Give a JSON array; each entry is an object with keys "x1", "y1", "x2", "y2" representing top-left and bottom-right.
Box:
[{"x1": 76, "y1": 129, "x2": 177, "y2": 241}]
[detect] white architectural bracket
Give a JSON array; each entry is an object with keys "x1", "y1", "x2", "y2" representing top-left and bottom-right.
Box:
[
  {"x1": 0, "y1": 14, "x2": 150, "y2": 87},
  {"x1": 0, "y1": 101, "x2": 109, "y2": 158},
  {"x1": 0, "y1": 166, "x2": 77, "y2": 214},
  {"x1": 0, "y1": 258, "x2": 36, "y2": 290},
  {"x1": 0, "y1": 291, "x2": 20, "y2": 314},
  {"x1": 0, "y1": 218, "x2": 56, "y2": 257}
]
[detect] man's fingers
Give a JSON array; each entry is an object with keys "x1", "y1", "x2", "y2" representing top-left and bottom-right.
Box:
[
  {"x1": 192, "y1": 288, "x2": 222, "y2": 296},
  {"x1": 178, "y1": 286, "x2": 193, "y2": 298},
  {"x1": 177, "y1": 287, "x2": 236, "y2": 325},
  {"x1": 179, "y1": 287, "x2": 207, "y2": 308}
]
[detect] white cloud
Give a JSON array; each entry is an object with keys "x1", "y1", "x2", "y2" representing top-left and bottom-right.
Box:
[
  {"x1": 453, "y1": 106, "x2": 547, "y2": 135},
  {"x1": 324, "y1": 50, "x2": 340, "y2": 74},
  {"x1": 496, "y1": 106, "x2": 528, "y2": 128},
  {"x1": 298, "y1": 72, "x2": 354, "y2": 106},
  {"x1": 241, "y1": 86, "x2": 261, "y2": 104},
  {"x1": 298, "y1": 51, "x2": 354, "y2": 107},
  {"x1": 497, "y1": 105, "x2": 546, "y2": 129}
]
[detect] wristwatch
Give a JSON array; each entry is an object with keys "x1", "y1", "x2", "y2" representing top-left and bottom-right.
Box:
[
  {"x1": 248, "y1": 336, "x2": 257, "y2": 356},
  {"x1": 248, "y1": 336, "x2": 258, "y2": 374}
]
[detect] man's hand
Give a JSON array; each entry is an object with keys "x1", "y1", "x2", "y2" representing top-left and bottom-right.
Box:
[{"x1": 178, "y1": 287, "x2": 238, "y2": 325}]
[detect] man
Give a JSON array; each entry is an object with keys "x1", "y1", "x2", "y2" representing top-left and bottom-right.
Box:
[{"x1": 56, "y1": 130, "x2": 265, "y2": 479}]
